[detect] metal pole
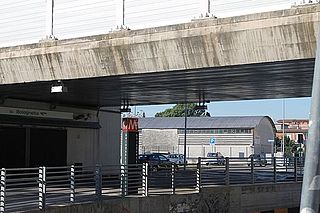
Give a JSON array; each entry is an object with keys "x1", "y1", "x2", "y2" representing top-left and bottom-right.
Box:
[
  {"x1": 143, "y1": 163, "x2": 148, "y2": 197},
  {"x1": 196, "y1": 157, "x2": 202, "y2": 192},
  {"x1": 122, "y1": 0, "x2": 125, "y2": 26},
  {"x1": 300, "y1": 26, "x2": 320, "y2": 213},
  {"x1": 0, "y1": 168, "x2": 5, "y2": 213},
  {"x1": 251, "y1": 157, "x2": 255, "y2": 184},
  {"x1": 171, "y1": 164, "x2": 176, "y2": 194},
  {"x1": 95, "y1": 165, "x2": 102, "y2": 201},
  {"x1": 120, "y1": 165, "x2": 127, "y2": 197},
  {"x1": 225, "y1": 157, "x2": 230, "y2": 185},
  {"x1": 273, "y1": 157, "x2": 277, "y2": 183},
  {"x1": 294, "y1": 157, "x2": 298, "y2": 182},
  {"x1": 45, "y1": 0, "x2": 54, "y2": 38},
  {"x1": 282, "y1": 99, "x2": 285, "y2": 154},
  {"x1": 184, "y1": 103, "x2": 187, "y2": 170},
  {"x1": 70, "y1": 165, "x2": 75, "y2": 203},
  {"x1": 38, "y1": 167, "x2": 46, "y2": 210}
]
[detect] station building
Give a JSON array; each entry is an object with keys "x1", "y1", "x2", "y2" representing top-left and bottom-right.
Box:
[
  {"x1": 139, "y1": 116, "x2": 276, "y2": 158},
  {"x1": 0, "y1": 99, "x2": 120, "y2": 168}
]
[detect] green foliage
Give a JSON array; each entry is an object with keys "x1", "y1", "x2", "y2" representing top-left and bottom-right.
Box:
[
  {"x1": 155, "y1": 103, "x2": 210, "y2": 117},
  {"x1": 275, "y1": 136, "x2": 300, "y2": 157}
]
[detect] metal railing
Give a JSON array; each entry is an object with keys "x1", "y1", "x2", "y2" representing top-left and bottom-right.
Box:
[{"x1": 0, "y1": 157, "x2": 304, "y2": 212}]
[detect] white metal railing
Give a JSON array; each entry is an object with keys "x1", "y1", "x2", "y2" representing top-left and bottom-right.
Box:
[{"x1": 0, "y1": 157, "x2": 304, "y2": 213}]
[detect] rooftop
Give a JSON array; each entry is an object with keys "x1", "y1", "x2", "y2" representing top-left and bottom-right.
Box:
[{"x1": 139, "y1": 116, "x2": 273, "y2": 129}]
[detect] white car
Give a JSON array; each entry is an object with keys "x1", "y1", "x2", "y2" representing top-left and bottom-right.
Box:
[{"x1": 167, "y1": 154, "x2": 185, "y2": 164}]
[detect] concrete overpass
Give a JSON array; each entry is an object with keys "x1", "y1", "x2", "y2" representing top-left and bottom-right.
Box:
[{"x1": 0, "y1": 4, "x2": 319, "y2": 107}]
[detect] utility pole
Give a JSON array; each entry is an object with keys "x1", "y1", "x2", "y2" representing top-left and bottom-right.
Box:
[{"x1": 300, "y1": 27, "x2": 320, "y2": 212}]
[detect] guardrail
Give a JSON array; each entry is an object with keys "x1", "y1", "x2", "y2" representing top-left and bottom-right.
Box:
[{"x1": 0, "y1": 157, "x2": 304, "y2": 212}]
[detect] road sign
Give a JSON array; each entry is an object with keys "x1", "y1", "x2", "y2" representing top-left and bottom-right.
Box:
[{"x1": 210, "y1": 137, "x2": 216, "y2": 144}]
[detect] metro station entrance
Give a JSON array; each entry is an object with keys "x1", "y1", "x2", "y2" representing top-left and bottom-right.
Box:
[
  {"x1": 29, "y1": 128, "x2": 67, "y2": 167},
  {"x1": 0, "y1": 126, "x2": 67, "y2": 168}
]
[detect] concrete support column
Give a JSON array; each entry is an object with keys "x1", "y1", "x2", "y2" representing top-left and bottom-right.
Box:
[{"x1": 300, "y1": 20, "x2": 320, "y2": 213}]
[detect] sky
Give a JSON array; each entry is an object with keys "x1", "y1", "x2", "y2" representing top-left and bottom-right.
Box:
[{"x1": 134, "y1": 97, "x2": 311, "y2": 123}]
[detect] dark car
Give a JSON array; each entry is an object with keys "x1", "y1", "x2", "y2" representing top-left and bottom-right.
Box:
[
  {"x1": 138, "y1": 153, "x2": 172, "y2": 171},
  {"x1": 247, "y1": 154, "x2": 267, "y2": 167}
]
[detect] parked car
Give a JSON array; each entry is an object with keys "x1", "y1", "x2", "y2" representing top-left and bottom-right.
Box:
[
  {"x1": 137, "y1": 153, "x2": 172, "y2": 171},
  {"x1": 167, "y1": 154, "x2": 186, "y2": 164},
  {"x1": 206, "y1": 152, "x2": 225, "y2": 165},
  {"x1": 247, "y1": 154, "x2": 267, "y2": 167}
]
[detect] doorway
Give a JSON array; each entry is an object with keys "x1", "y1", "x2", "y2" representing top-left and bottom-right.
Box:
[
  {"x1": 0, "y1": 127, "x2": 26, "y2": 168},
  {"x1": 30, "y1": 128, "x2": 67, "y2": 167}
]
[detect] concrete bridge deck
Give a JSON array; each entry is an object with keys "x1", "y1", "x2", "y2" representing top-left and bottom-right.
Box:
[{"x1": 0, "y1": 4, "x2": 319, "y2": 106}]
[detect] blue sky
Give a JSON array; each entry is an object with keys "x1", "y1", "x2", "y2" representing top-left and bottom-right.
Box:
[{"x1": 134, "y1": 97, "x2": 311, "y2": 122}]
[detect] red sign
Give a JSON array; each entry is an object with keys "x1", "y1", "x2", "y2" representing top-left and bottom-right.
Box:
[{"x1": 122, "y1": 118, "x2": 138, "y2": 132}]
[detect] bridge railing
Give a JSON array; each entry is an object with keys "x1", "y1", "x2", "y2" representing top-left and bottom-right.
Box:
[{"x1": 0, "y1": 157, "x2": 304, "y2": 212}]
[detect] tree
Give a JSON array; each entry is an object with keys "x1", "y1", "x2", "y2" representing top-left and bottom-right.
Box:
[
  {"x1": 275, "y1": 136, "x2": 298, "y2": 157},
  {"x1": 155, "y1": 103, "x2": 210, "y2": 117}
]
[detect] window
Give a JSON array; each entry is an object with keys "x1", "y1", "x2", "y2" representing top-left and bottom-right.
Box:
[
  {"x1": 150, "y1": 155, "x2": 159, "y2": 161},
  {"x1": 159, "y1": 155, "x2": 167, "y2": 161}
]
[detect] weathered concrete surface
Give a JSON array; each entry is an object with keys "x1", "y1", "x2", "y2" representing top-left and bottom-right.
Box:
[
  {"x1": 0, "y1": 5, "x2": 319, "y2": 85},
  {"x1": 28, "y1": 182, "x2": 301, "y2": 213}
]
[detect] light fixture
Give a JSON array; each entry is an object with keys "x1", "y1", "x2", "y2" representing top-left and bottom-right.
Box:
[
  {"x1": 51, "y1": 80, "x2": 68, "y2": 93},
  {"x1": 194, "y1": 91, "x2": 208, "y2": 110},
  {"x1": 120, "y1": 99, "x2": 131, "y2": 113}
]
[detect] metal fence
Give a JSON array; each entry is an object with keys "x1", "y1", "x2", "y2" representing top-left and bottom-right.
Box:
[{"x1": 0, "y1": 157, "x2": 304, "y2": 212}]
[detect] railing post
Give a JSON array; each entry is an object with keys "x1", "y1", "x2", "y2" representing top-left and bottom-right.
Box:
[
  {"x1": 171, "y1": 164, "x2": 176, "y2": 195},
  {"x1": 39, "y1": 166, "x2": 46, "y2": 210},
  {"x1": 0, "y1": 168, "x2": 6, "y2": 213},
  {"x1": 120, "y1": 164, "x2": 127, "y2": 197},
  {"x1": 196, "y1": 157, "x2": 201, "y2": 192},
  {"x1": 285, "y1": 157, "x2": 288, "y2": 172},
  {"x1": 70, "y1": 165, "x2": 75, "y2": 203},
  {"x1": 95, "y1": 164, "x2": 102, "y2": 200},
  {"x1": 294, "y1": 157, "x2": 298, "y2": 182},
  {"x1": 225, "y1": 157, "x2": 230, "y2": 185},
  {"x1": 251, "y1": 157, "x2": 255, "y2": 184},
  {"x1": 273, "y1": 157, "x2": 277, "y2": 183},
  {"x1": 142, "y1": 163, "x2": 148, "y2": 197}
]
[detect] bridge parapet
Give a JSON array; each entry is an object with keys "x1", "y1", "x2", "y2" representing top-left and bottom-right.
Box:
[{"x1": 0, "y1": 4, "x2": 320, "y2": 85}]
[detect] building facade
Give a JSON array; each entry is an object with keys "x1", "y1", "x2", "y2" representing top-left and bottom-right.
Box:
[
  {"x1": 0, "y1": 99, "x2": 121, "y2": 168},
  {"x1": 139, "y1": 116, "x2": 275, "y2": 158},
  {"x1": 275, "y1": 119, "x2": 308, "y2": 143}
]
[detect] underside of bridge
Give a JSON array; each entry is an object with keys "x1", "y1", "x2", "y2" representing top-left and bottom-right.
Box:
[
  {"x1": 0, "y1": 58, "x2": 314, "y2": 108},
  {"x1": 0, "y1": 4, "x2": 318, "y2": 108}
]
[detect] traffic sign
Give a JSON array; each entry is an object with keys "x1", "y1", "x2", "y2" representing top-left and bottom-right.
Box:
[{"x1": 210, "y1": 137, "x2": 216, "y2": 144}]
